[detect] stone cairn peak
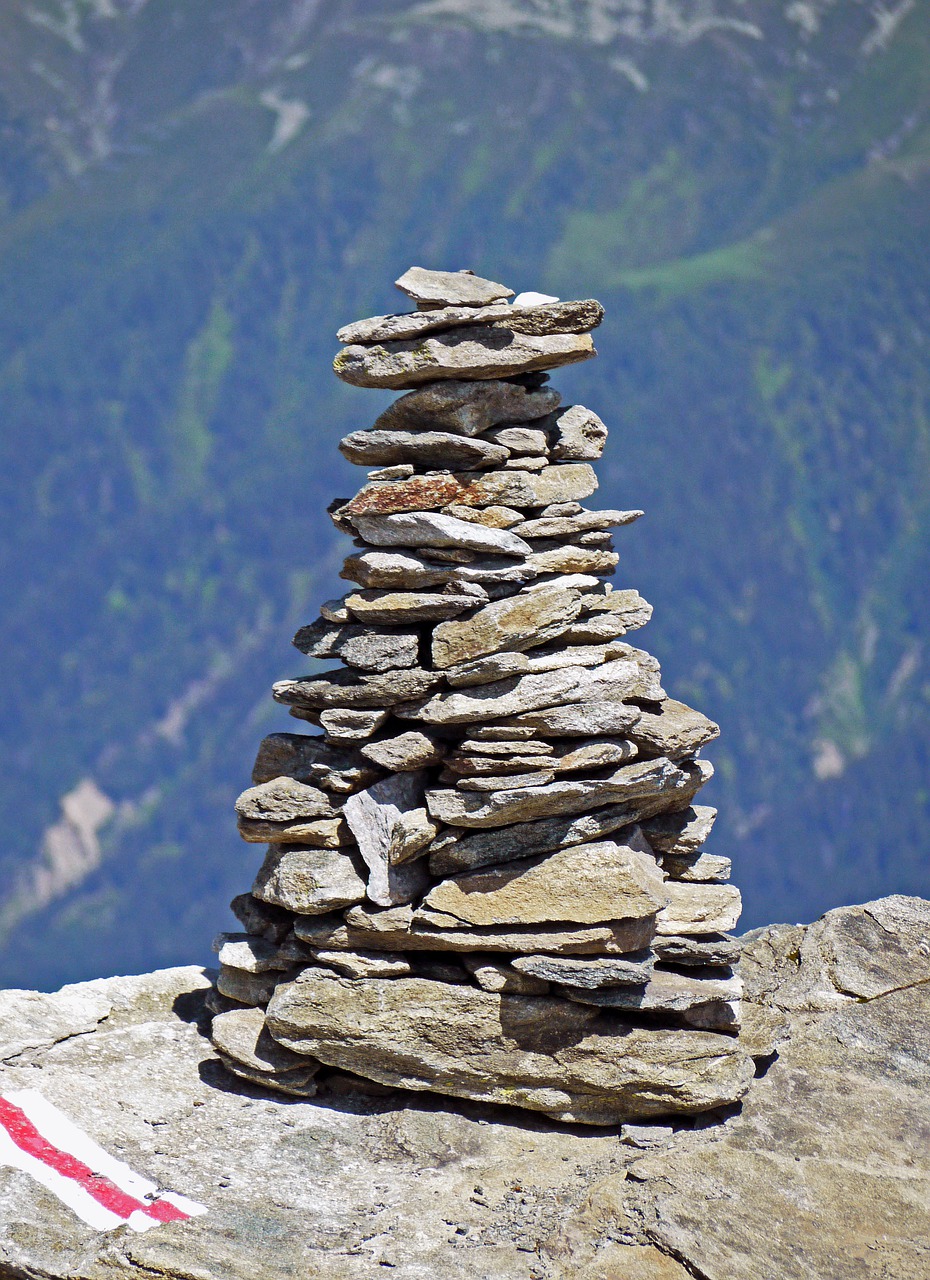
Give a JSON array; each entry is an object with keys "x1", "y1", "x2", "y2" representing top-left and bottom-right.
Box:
[{"x1": 208, "y1": 267, "x2": 755, "y2": 1124}]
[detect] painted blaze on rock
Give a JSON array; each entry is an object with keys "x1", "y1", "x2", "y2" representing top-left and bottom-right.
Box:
[{"x1": 213, "y1": 266, "x2": 750, "y2": 1122}]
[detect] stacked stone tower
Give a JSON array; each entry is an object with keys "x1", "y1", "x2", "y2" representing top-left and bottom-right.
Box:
[{"x1": 209, "y1": 267, "x2": 754, "y2": 1124}]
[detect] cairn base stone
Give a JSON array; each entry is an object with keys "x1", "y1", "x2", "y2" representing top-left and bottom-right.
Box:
[{"x1": 266, "y1": 974, "x2": 752, "y2": 1125}]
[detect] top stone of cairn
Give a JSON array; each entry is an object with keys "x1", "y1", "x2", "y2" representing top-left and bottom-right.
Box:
[{"x1": 395, "y1": 265, "x2": 514, "y2": 309}]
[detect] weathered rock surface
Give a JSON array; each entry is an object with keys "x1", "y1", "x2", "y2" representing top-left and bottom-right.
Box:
[
  {"x1": 351, "y1": 509, "x2": 532, "y2": 556},
  {"x1": 394, "y1": 265, "x2": 514, "y2": 308},
  {"x1": 417, "y1": 835, "x2": 666, "y2": 928},
  {"x1": 339, "y1": 461, "x2": 597, "y2": 516},
  {"x1": 267, "y1": 973, "x2": 750, "y2": 1125},
  {"x1": 371, "y1": 376, "x2": 560, "y2": 436},
  {"x1": 2, "y1": 897, "x2": 926, "y2": 1280},
  {"x1": 337, "y1": 298, "x2": 602, "y2": 345},
  {"x1": 334, "y1": 328, "x2": 595, "y2": 389},
  {"x1": 251, "y1": 844, "x2": 368, "y2": 915}
]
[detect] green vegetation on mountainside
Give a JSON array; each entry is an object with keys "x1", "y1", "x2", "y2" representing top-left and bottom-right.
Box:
[{"x1": 0, "y1": 0, "x2": 928, "y2": 986}]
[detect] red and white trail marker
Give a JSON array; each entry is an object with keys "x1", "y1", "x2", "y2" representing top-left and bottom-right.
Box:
[{"x1": 0, "y1": 1089, "x2": 207, "y2": 1233}]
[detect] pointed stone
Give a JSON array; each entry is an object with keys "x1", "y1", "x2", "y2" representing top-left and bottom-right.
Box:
[
  {"x1": 343, "y1": 772, "x2": 437, "y2": 907},
  {"x1": 545, "y1": 404, "x2": 609, "y2": 460},
  {"x1": 641, "y1": 805, "x2": 718, "y2": 856},
  {"x1": 628, "y1": 699, "x2": 720, "y2": 760},
  {"x1": 339, "y1": 429, "x2": 508, "y2": 469}
]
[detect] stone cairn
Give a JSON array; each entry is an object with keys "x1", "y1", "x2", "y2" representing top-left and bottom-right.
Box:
[{"x1": 208, "y1": 267, "x2": 754, "y2": 1125}]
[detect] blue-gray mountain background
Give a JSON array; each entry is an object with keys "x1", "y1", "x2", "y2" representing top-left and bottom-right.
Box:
[{"x1": 1, "y1": 0, "x2": 928, "y2": 989}]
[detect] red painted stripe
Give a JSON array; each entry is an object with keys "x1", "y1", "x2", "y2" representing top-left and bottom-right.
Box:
[{"x1": 0, "y1": 1097, "x2": 188, "y2": 1224}]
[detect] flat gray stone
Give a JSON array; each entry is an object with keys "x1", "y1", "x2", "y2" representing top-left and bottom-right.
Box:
[
  {"x1": 426, "y1": 757, "x2": 690, "y2": 828},
  {"x1": 318, "y1": 708, "x2": 389, "y2": 742},
  {"x1": 273, "y1": 666, "x2": 442, "y2": 712},
  {"x1": 339, "y1": 428, "x2": 509, "y2": 469},
  {"x1": 561, "y1": 969, "x2": 742, "y2": 1032},
  {"x1": 454, "y1": 768, "x2": 556, "y2": 791},
  {"x1": 485, "y1": 698, "x2": 643, "y2": 737},
  {"x1": 296, "y1": 905, "x2": 656, "y2": 956},
  {"x1": 237, "y1": 814, "x2": 350, "y2": 847},
  {"x1": 360, "y1": 731, "x2": 446, "y2": 771},
  {"x1": 483, "y1": 424, "x2": 548, "y2": 454},
  {"x1": 519, "y1": 507, "x2": 642, "y2": 538},
  {"x1": 372, "y1": 377, "x2": 560, "y2": 437},
  {"x1": 291, "y1": 620, "x2": 420, "y2": 672},
  {"x1": 337, "y1": 298, "x2": 602, "y2": 344},
  {"x1": 351, "y1": 510, "x2": 532, "y2": 556},
  {"x1": 512, "y1": 954, "x2": 655, "y2": 989},
  {"x1": 212, "y1": 933, "x2": 291, "y2": 974},
  {"x1": 657, "y1": 883, "x2": 743, "y2": 936},
  {"x1": 401, "y1": 655, "x2": 655, "y2": 726},
  {"x1": 252, "y1": 844, "x2": 368, "y2": 915},
  {"x1": 345, "y1": 590, "x2": 481, "y2": 624},
  {"x1": 306, "y1": 948, "x2": 413, "y2": 979},
  {"x1": 266, "y1": 975, "x2": 751, "y2": 1125},
  {"x1": 653, "y1": 934, "x2": 742, "y2": 966},
  {"x1": 663, "y1": 851, "x2": 732, "y2": 882},
  {"x1": 394, "y1": 266, "x2": 513, "y2": 308},
  {"x1": 251, "y1": 733, "x2": 380, "y2": 794},
  {"x1": 431, "y1": 586, "x2": 583, "y2": 668},
  {"x1": 428, "y1": 801, "x2": 680, "y2": 876},
  {"x1": 334, "y1": 328, "x2": 595, "y2": 389},
  {"x1": 235, "y1": 777, "x2": 340, "y2": 823},
  {"x1": 339, "y1": 462, "x2": 597, "y2": 517},
  {"x1": 417, "y1": 832, "x2": 665, "y2": 928}
]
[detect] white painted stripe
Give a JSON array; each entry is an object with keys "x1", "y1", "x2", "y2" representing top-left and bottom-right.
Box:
[
  {"x1": 0, "y1": 1090, "x2": 207, "y2": 1230},
  {"x1": 159, "y1": 1189, "x2": 209, "y2": 1217},
  {"x1": 0, "y1": 1121, "x2": 124, "y2": 1232},
  {"x1": 7, "y1": 1090, "x2": 164, "y2": 1202}
]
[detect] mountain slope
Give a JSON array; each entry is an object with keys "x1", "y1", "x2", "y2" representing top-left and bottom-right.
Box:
[{"x1": 0, "y1": 0, "x2": 928, "y2": 986}]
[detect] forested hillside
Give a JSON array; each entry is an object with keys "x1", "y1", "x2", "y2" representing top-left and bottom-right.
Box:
[{"x1": 1, "y1": 0, "x2": 928, "y2": 987}]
